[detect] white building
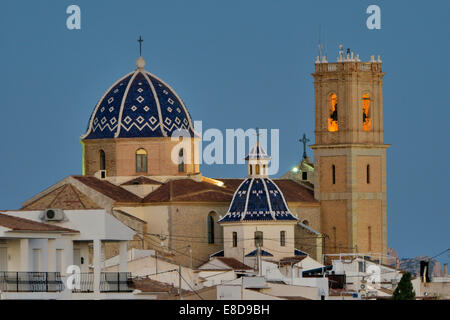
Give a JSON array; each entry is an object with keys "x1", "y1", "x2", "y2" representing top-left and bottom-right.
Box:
[{"x1": 0, "y1": 209, "x2": 139, "y2": 299}]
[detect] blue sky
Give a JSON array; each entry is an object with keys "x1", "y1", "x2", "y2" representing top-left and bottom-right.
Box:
[{"x1": 0, "y1": 0, "x2": 448, "y2": 264}]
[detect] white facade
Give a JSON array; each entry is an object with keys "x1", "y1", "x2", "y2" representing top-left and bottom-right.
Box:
[{"x1": 0, "y1": 209, "x2": 139, "y2": 299}]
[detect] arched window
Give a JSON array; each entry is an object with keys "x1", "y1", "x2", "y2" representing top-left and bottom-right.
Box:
[
  {"x1": 232, "y1": 232, "x2": 237, "y2": 247},
  {"x1": 255, "y1": 164, "x2": 260, "y2": 175},
  {"x1": 207, "y1": 213, "x2": 215, "y2": 244},
  {"x1": 254, "y1": 231, "x2": 263, "y2": 247},
  {"x1": 332, "y1": 164, "x2": 336, "y2": 185},
  {"x1": 263, "y1": 164, "x2": 266, "y2": 175},
  {"x1": 280, "y1": 231, "x2": 286, "y2": 247},
  {"x1": 328, "y1": 93, "x2": 338, "y2": 132},
  {"x1": 249, "y1": 165, "x2": 253, "y2": 175},
  {"x1": 178, "y1": 148, "x2": 185, "y2": 173},
  {"x1": 99, "y1": 150, "x2": 106, "y2": 170},
  {"x1": 362, "y1": 93, "x2": 372, "y2": 131},
  {"x1": 366, "y1": 164, "x2": 370, "y2": 184},
  {"x1": 136, "y1": 148, "x2": 148, "y2": 173},
  {"x1": 302, "y1": 220, "x2": 309, "y2": 226}
]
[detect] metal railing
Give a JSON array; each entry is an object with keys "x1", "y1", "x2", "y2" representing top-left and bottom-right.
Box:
[
  {"x1": 0, "y1": 272, "x2": 64, "y2": 292},
  {"x1": 70, "y1": 272, "x2": 133, "y2": 293},
  {"x1": 100, "y1": 272, "x2": 133, "y2": 292},
  {"x1": 71, "y1": 272, "x2": 94, "y2": 293}
]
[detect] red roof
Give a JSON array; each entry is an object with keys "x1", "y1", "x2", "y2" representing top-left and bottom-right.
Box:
[
  {"x1": 215, "y1": 257, "x2": 253, "y2": 270},
  {"x1": 0, "y1": 213, "x2": 79, "y2": 233},
  {"x1": 143, "y1": 179, "x2": 234, "y2": 203},
  {"x1": 23, "y1": 175, "x2": 316, "y2": 208},
  {"x1": 72, "y1": 176, "x2": 142, "y2": 202},
  {"x1": 143, "y1": 178, "x2": 316, "y2": 204}
]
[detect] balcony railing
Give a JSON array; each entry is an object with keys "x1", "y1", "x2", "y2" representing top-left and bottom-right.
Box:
[
  {"x1": 100, "y1": 272, "x2": 133, "y2": 292},
  {"x1": 0, "y1": 272, "x2": 64, "y2": 292},
  {"x1": 71, "y1": 272, "x2": 94, "y2": 293},
  {"x1": 0, "y1": 272, "x2": 133, "y2": 294},
  {"x1": 70, "y1": 272, "x2": 133, "y2": 293}
]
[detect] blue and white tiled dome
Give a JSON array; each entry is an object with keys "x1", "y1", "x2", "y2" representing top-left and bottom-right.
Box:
[
  {"x1": 219, "y1": 178, "x2": 297, "y2": 222},
  {"x1": 82, "y1": 57, "x2": 195, "y2": 139},
  {"x1": 220, "y1": 140, "x2": 297, "y2": 223}
]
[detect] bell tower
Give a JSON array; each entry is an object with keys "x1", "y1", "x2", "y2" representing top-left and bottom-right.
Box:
[{"x1": 311, "y1": 46, "x2": 389, "y2": 257}]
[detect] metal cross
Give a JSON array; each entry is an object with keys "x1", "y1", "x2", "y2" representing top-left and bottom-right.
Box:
[
  {"x1": 138, "y1": 36, "x2": 143, "y2": 56},
  {"x1": 255, "y1": 127, "x2": 263, "y2": 144},
  {"x1": 299, "y1": 133, "x2": 310, "y2": 160}
]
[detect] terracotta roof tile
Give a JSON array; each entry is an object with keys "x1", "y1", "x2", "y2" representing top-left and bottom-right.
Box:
[
  {"x1": 142, "y1": 178, "x2": 316, "y2": 204},
  {"x1": 72, "y1": 176, "x2": 142, "y2": 203},
  {"x1": 0, "y1": 213, "x2": 79, "y2": 233},
  {"x1": 131, "y1": 277, "x2": 189, "y2": 295},
  {"x1": 216, "y1": 257, "x2": 252, "y2": 270},
  {"x1": 21, "y1": 184, "x2": 101, "y2": 210},
  {"x1": 143, "y1": 179, "x2": 234, "y2": 203}
]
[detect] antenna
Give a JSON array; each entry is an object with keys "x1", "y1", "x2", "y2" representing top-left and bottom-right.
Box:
[{"x1": 318, "y1": 25, "x2": 323, "y2": 60}]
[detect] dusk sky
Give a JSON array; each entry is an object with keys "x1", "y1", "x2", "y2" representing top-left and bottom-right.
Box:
[{"x1": 0, "y1": 0, "x2": 448, "y2": 264}]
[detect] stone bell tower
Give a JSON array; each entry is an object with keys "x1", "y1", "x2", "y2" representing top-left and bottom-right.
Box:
[{"x1": 311, "y1": 46, "x2": 389, "y2": 257}]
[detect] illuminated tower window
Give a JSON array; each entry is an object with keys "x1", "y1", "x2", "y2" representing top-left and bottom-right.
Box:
[
  {"x1": 362, "y1": 93, "x2": 372, "y2": 131},
  {"x1": 328, "y1": 93, "x2": 338, "y2": 132}
]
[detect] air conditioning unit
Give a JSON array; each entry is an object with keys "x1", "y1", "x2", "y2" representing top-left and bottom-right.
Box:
[{"x1": 43, "y1": 208, "x2": 65, "y2": 221}]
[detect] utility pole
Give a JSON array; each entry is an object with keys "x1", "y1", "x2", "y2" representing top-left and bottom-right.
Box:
[
  {"x1": 189, "y1": 244, "x2": 193, "y2": 269},
  {"x1": 257, "y1": 245, "x2": 262, "y2": 276},
  {"x1": 178, "y1": 264, "x2": 182, "y2": 300}
]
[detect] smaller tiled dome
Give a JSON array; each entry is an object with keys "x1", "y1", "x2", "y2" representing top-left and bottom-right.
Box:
[
  {"x1": 219, "y1": 141, "x2": 297, "y2": 223},
  {"x1": 219, "y1": 177, "x2": 297, "y2": 222}
]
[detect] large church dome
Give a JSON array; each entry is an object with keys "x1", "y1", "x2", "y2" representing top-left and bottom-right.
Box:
[{"x1": 82, "y1": 57, "x2": 195, "y2": 140}]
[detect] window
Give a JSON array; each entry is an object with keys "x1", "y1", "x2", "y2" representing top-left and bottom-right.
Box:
[
  {"x1": 368, "y1": 226, "x2": 372, "y2": 251},
  {"x1": 362, "y1": 93, "x2": 372, "y2": 131},
  {"x1": 358, "y1": 261, "x2": 366, "y2": 273},
  {"x1": 302, "y1": 220, "x2": 309, "y2": 226},
  {"x1": 254, "y1": 231, "x2": 263, "y2": 247},
  {"x1": 232, "y1": 232, "x2": 237, "y2": 247},
  {"x1": 207, "y1": 213, "x2": 215, "y2": 244},
  {"x1": 178, "y1": 148, "x2": 185, "y2": 173},
  {"x1": 263, "y1": 164, "x2": 266, "y2": 175},
  {"x1": 332, "y1": 165, "x2": 336, "y2": 184},
  {"x1": 328, "y1": 93, "x2": 338, "y2": 132},
  {"x1": 302, "y1": 171, "x2": 307, "y2": 180},
  {"x1": 366, "y1": 164, "x2": 370, "y2": 184},
  {"x1": 99, "y1": 150, "x2": 106, "y2": 170},
  {"x1": 136, "y1": 148, "x2": 148, "y2": 173},
  {"x1": 249, "y1": 165, "x2": 253, "y2": 175},
  {"x1": 280, "y1": 231, "x2": 286, "y2": 247},
  {"x1": 255, "y1": 164, "x2": 260, "y2": 175}
]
